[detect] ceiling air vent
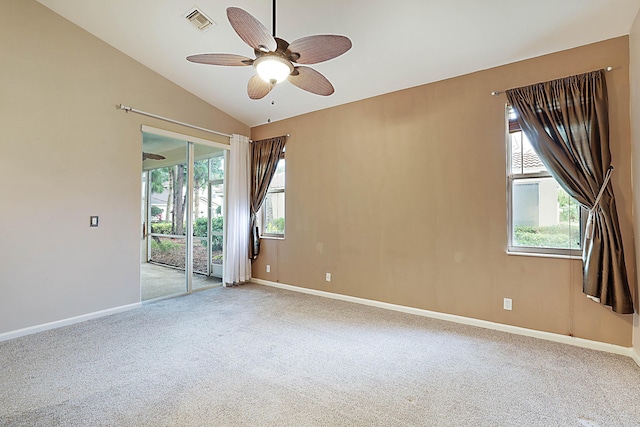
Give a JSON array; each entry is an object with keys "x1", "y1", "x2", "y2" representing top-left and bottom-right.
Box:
[{"x1": 185, "y1": 8, "x2": 215, "y2": 31}]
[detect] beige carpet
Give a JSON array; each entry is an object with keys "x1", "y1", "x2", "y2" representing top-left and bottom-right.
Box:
[{"x1": 1, "y1": 284, "x2": 640, "y2": 426}]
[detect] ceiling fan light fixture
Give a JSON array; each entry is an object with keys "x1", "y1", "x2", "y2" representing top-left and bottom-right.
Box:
[{"x1": 254, "y1": 55, "x2": 293, "y2": 83}]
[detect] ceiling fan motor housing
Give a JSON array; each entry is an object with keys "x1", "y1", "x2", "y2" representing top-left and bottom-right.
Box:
[{"x1": 254, "y1": 54, "x2": 294, "y2": 83}]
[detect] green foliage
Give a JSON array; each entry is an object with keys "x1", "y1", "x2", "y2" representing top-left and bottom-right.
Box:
[
  {"x1": 209, "y1": 156, "x2": 224, "y2": 180},
  {"x1": 150, "y1": 222, "x2": 173, "y2": 235},
  {"x1": 212, "y1": 216, "x2": 223, "y2": 231},
  {"x1": 192, "y1": 217, "x2": 224, "y2": 250},
  {"x1": 266, "y1": 217, "x2": 285, "y2": 234},
  {"x1": 150, "y1": 206, "x2": 163, "y2": 218},
  {"x1": 193, "y1": 217, "x2": 209, "y2": 238},
  {"x1": 558, "y1": 189, "x2": 581, "y2": 223},
  {"x1": 152, "y1": 218, "x2": 224, "y2": 248},
  {"x1": 514, "y1": 224, "x2": 581, "y2": 249},
  {"x1": 210, "y1": 217, "x2": 223, "y2": 250},
  {"x1": 150, "y1": 168, "x2": 168, "y2": 194},
  {"x1": 151, "y1": 238, "x2": 179, "y2": 253},
  {"x1": 193, "y1": 160, "x2": 209, "y2": 190}
]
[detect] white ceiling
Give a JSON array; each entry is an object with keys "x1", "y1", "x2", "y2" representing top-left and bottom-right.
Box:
[{"x1": 37, "y1": 0, "x2": 640, "y2": 127}]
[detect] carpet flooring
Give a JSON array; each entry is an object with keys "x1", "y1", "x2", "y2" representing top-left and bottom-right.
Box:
[{"x1": 1, "y1": 284, "x2": 640, "y2": 426}]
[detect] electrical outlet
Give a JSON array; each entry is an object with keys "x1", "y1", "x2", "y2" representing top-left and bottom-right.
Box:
[
  {"x1": 503, "y1": 298, "x2": 512, "y2": 311},
  {"x1": 266, "y1": 265, "x2": 270, "y2": 273},
  {"x1": 325, "y1": 272, "x2": 331, "y2": 282}
]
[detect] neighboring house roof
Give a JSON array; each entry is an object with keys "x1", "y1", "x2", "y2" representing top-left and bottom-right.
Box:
[
  {"x1": 270, "y1": 173, "x2": 285, "y2": 188},
  {"x1": 513, "y1": 150, "x2": 545, "y2": 170},
  {"x1": 150, "y1": 194, "x2": 167, "y2": 205}
]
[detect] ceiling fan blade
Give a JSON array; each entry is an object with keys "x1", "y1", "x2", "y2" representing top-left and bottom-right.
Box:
[
  {"x1": 288, "y1": 66, "x2": 334, "y2": 96},
  {"x1": 288, "y1": 35, "x2": 352, "y2": 64},
  {"x1": 143, "y1": 152, "x2": 166, "y2": 161},
  {"x1": 247, "y1": 75, "x2": 275, "y2": 100},
  {"x1": 227, "y1": 7, "x2": 277, "y2": 53},
  {"x1": 187, "y1": 53, "x2": 253, "y2": 66}
]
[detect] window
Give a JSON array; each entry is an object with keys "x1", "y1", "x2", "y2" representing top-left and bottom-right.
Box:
[
  {"x1": 260, "y1": 153, "x2": 285, "y2": 237},
  {"x1": 507, "y1": 107, "x2": 583, "y2": 256}
]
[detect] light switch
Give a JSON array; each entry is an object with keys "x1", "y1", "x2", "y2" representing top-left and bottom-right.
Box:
[{"x1": 90, "y1": 216, "x2": 99, "y2": 227}]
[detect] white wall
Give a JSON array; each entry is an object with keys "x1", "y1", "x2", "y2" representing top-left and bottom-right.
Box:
[
  {"x1": 0, "y1": 1, "x2": 249, "y2": 335},
  {"x1": 538, "y1": 179, "x2": 560, "y2": 227}
]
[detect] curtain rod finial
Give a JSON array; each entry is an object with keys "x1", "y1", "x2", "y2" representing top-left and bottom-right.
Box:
[
  {"x1": 605, "y1": 66, "x2": 613, "y2": 72},
  {"x1": 491, "y1": 91, "x2": 501, "y2": 96}
]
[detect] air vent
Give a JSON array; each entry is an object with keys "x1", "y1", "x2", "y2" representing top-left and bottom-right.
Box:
[{"x1": 185, "y1": 8, "x2": 215, "y2": 31}]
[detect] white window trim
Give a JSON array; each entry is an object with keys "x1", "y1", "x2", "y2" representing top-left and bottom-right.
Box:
[
  {"x1": 260, "y1": 155, "x2": 285, "y2": 238},
  {"x1": 506, "y1": 106, "x2": 584, "y2": 258},
  {"x1": 261, "y1": 187, "x2": 285, "y2": 238}
]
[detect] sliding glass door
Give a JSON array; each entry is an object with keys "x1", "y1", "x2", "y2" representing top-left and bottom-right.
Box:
[
  {"x1": 140, "y1": 129, "x2": 228, "y2": 301},
  {"x1": 192, "y1": 145, "x2": 226, "y2": 291}
]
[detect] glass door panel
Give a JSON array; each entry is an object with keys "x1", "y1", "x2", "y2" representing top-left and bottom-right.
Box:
[
  {"x1": 141, "y1": 171, "x2": 148, "y2": 265},
  {"x1": 209, "y1": 182, "x2": 224, "y2": 281},
  {"x1": 193, "y1": 158, "x2": 209, "y2": 276},
  {"x1": 141, "y1": 132, "x2": 188, "y2": 300},
  {"x1": 193, "y1": 145, "x2": 225, "y2": 290}
]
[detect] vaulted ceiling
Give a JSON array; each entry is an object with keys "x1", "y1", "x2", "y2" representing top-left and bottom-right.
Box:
[{"x1": 37, "y1": 0, "x2": 640, "y2": 127}]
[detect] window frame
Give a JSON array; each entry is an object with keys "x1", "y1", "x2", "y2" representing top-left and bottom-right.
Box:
[
  {"x1": 506, "y1": 106, "x2": 584, "y2": 258},
  {"x1": 260, "y1": 150, "x2": 285, "y2": 239}
]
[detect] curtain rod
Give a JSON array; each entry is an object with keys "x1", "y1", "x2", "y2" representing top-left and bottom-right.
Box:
[
  {"x1": 251, "y1": 134, "x2": 290, "y2": 140},
  {"x1": 249, "y1": 134, "x2": 290, "y2": 143},
  {"x1": 117, "y1": 104, "x2": 232, "y2": 138},
  {"x1": 490, "y1": 66, "x2": 612, "y2": 96}
]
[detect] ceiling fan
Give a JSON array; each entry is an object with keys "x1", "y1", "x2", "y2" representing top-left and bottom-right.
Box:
[
  {"x1": 142, "y1": 152, "x2": 166, "y2": 161},
  {"x1": 186, "y1": 1, "x2": 352, "y2": 99}
]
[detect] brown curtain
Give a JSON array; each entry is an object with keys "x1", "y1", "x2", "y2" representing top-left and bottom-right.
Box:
[
  {"x1": 249, "y1": 135, "x2": 286, "y2": 259},
  {"x1": 506, "y1": 70, "x2": 633, "y2": 314}
]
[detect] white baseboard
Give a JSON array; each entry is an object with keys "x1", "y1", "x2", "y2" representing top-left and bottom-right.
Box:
[
  {"x1": 0, "y1": 302, "x2": 142, "y2": 343},
  {"x1": 252, "y1": 278, "x2": 636, "y2": 361}
]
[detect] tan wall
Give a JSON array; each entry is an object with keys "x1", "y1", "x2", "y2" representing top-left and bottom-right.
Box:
[
  {"x1": 252, "y1": 37, "x2": 635, "y2": 347},
  {"x1": 0, "y1": 0, "x2": 249, "y2": 334},
  {"x1": 630, "y1": 11, "x2": 640, "y2": 350}
]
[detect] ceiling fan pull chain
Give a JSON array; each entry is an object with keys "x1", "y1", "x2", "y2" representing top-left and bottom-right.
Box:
[{"x1": 267, "y1": 86, "x2": 276, "y2": 123}]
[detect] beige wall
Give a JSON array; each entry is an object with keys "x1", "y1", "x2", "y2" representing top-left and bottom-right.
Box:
[
  {"x1": 630, "y1": 10, "x2": 640, "y2": 351},
  {"x1": 0, "y1": 1, "x2": 249, "y2": 335},
  {"x1": 252, "y1": 37, "x2": 635, "y2": 347}
]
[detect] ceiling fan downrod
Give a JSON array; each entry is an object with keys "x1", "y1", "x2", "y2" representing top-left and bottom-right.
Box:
[{"x1": 272, "y1": 0, "x2": 276, "y2": 37}]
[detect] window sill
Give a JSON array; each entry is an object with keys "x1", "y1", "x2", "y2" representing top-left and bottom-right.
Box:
[{"x1": 507, "y1": 250, "x2": 582, "y2": 260}]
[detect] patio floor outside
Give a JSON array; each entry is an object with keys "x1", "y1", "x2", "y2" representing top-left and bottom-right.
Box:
[{"x1": 141, "y1": 262, "x2": 222, "y2": 301}]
